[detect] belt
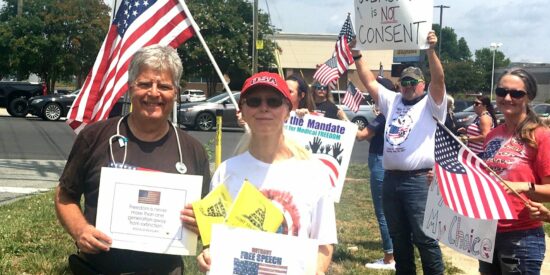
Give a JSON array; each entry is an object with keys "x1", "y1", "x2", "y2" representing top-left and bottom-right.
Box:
[{"x1": 385, "y1": 168, "x2": 432, "y2": 176}]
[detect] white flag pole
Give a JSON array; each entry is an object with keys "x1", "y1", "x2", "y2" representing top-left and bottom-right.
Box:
[{"x1": 179, "y1": 1, "x2": 239, "y2": 111}]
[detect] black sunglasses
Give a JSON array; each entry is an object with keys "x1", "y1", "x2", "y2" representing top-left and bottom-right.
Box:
[
  {"x1": 400, "y1": 79, "x2": 420, "y2": 87},
  {"x1": 495, "y1": 87, "x2": 527, "y2": 99},
  {"x1": 314, "y1": 85, "x2": 328, "y2": 91},
  {"x1": 245, "y1": 96, "x2": 284, "y2": 108},
  {"x1": 473, "y1": 101, "x2": 481, "y2": 106}
]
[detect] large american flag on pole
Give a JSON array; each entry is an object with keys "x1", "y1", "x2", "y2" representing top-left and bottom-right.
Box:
[
  {"x1": 342, "y1": 81, "x2": 364, "y2": 113},
  {"x1": 313, "y1": 13, "x2": 354, "y2": 88},
  {"x1": 67, "y1": 0, "x2": 195, "y2": 133},
  {"x1": 434, "y1": 122, "x2": 517, "y2": 220}
]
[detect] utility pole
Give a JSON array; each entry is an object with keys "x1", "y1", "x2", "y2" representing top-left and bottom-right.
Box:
[
  {"x1": 17, "y1": 0, "x2": 23, "y2": 17},
  {"x1": 433, "y1": 5, "x2": 450, "y2": 57},
  {"x1": 252, "y1": 0, "x2": 259, "y2": 74}
]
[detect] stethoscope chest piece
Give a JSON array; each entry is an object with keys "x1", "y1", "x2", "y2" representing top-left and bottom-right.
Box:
[{"x1": 175, "y1": 162, "x2": 187, "y2": 174}]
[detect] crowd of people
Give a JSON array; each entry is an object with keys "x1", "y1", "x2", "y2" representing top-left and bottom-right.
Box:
[{"x1": 53, "y1": 31, "x2": 550, "y2": 274}]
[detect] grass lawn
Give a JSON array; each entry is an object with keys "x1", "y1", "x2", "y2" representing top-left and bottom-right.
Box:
[{"x1": 1, "y1": 163, "x2": 547, "y2": 274}]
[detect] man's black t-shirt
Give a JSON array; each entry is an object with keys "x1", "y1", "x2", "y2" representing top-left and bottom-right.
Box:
[{"x1": 59, "y1": 116, "x2": 211, "y2": 274}]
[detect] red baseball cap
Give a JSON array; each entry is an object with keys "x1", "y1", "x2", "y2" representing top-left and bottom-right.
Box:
[{"x1": 240, "y1": 72, "x2": 291, "y2": 105}]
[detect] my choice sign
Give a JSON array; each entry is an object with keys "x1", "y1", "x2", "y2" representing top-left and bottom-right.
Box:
[{"x1": 354, "y1": 0, "x2": 433, "y2": 50}]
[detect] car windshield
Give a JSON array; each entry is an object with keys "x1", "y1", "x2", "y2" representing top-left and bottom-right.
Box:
[
  {"x1": 206, "y1": 92, "x2": 240, "y2": 103},
  {"x1": 191, "y1": 91, "x2": 204, "y2": 95}
]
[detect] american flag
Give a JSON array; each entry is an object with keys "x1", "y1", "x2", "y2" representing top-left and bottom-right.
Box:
[
  {"x1": 313, "y1": 14, "x2": 355, "y2": 88},
  {"x1": 138, "y1": 190, "x2": 161, "y2": 205},
  {"x1": 342, "y1": 81, "x2": 364, "y2": 113},
  {"x1": 233, "y1": 258, "x2": 288, "y2": 275},
  {"x1": 313, "y1": 56, "x2": 339, "y2": 89},
  {"x1": 335, "y1": 13, "x2": 355, "y2": 75},
  {"x1": 434, "y1": 123, "x2": 517, "y2": 220},
  {"x1": 67, "y1": 0, "x2": 195, "y2": 133}
]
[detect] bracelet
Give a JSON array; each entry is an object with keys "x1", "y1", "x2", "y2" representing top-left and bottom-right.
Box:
[{"x1": 353, "y1": 54, "x2": 362, "y2": 61}]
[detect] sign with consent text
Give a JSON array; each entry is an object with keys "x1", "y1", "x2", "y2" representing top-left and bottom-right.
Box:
[
  {"x1": 423, "y1": 180, "x2": 497, "y2": 263},
  {"x1": 96, "y1": 167, "x2": 203, "y2": 255},
  {"x1": 354, "y1": 0, "x2": 433, "y2": 50}
]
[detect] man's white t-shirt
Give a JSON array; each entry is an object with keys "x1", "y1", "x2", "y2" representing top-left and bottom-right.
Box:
[
  {"x1": 377, "y1": 84, "x2": 447, "y2": 171},
  {"x1": 210, "y1": 151, "x2": 338, "y2": 245}
]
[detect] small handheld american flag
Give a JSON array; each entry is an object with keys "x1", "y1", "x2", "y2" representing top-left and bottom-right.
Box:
[
  {"x1": 433, "y1": 120, "x2": 517, "y2": 220},
  {"x1": 342, "y1": 82, "x2": 364, "y2": 113}
]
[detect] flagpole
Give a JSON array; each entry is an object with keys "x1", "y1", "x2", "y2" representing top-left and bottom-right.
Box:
[
  {"x1": 432, "y1": 116, "x2": 529, "y2": 205},
  {"x1": 178, "y1": 1, "x2": 239, "y2": 110}
]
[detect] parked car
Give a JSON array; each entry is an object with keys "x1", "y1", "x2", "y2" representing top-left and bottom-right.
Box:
[
  {"x1": 454, "y1": 101, "x2": 500, "y2": 129},
  {"x1": 177, "y1": 92, "x2": 241, "y2": 131},
  {"x1": 453, "y1": 99, "x2": 472, "y2": 112},
  {"x1": 28, "y1": 89, "x2": 128, "y2": 121},
  {"x1": 0, "y1": 81, "x2": 47, "y2": 117},
  {"x1": 179, "y1": 89, "x2": 206, "y2": 103},
  {"x1": 331, "y1": 90, "x2": 376, "y2": 129}
]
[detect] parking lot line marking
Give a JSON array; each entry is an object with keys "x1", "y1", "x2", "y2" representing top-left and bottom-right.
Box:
[{"x1": 0, "y1": 187, "x2": 50, "y2": 194}]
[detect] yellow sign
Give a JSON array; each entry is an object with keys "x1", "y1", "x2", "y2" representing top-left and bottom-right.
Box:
[
  {"x1": 256, "y1": 40, "x2": 264, "y2": 50},
  {"x1": 192, "y1": 184, "x2": 232, "y2": 245}
]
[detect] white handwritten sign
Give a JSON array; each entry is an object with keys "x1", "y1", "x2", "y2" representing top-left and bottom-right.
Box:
[
  {"x1": 423, "y1": 180, "x2": 497, "y2": 263},
  {"x1": 284, "y1": 112, "x2": 358, "y2": 202},
  {"x1": 354, "y1": 0, "x2": 433, "y2": 50}
]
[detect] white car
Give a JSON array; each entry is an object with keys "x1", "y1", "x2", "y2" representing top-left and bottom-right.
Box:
[{"x1": 179, "y1": 89, "x2": 206, "y2": 103}]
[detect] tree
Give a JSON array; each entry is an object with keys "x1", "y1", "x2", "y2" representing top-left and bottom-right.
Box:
[
  {"x1": 474, "y1": 48, "x2": 510, "y2": 92},
  {"x1": 0, "y1": 0, "x2": 110, "y2": 91},
  {"x1": 178, "y1": 0, "x2": 278, "y2": 96},
  {"x1": 431, "y1": 24, "x2": 472, "y2": 63}
]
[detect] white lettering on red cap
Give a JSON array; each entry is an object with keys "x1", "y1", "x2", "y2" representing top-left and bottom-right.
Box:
[{"x1": 250, "y1": 76, "x2": 277, "y2": 86}]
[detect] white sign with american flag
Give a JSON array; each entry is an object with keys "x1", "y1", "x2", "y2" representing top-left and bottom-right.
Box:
[
  {"x1": 209, "y1": 224, "x2": 319, "y2": 275},
  {"x1": 284, "y1": 112, "x2": 358, "y2": 202},
  {"x1": 67, "y1": 0, "x2": 195, "y2": 133},
  {"x1": 354, "y1": 0, "x2": 434, "y2": 50},
  {"x1": 433, "y1": 123, "x2": 517, "y2": 220},
  {"x1": 96, "y1": 167, "x2": 203, "y2": 255},
  {"x1": 423, "y1": 181, "x2": 497, "y2": 263}
]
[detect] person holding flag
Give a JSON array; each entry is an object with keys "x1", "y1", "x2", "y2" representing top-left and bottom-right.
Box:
[
  {"x1": 353, "y1": 30, "x2": 446, "y2": 274},
  {"x1": 477, "y1": 68, "x2": 550, "y2": 274},
  {"x1": 55, "y1": 45, "x2": 211, "y2": 274}
]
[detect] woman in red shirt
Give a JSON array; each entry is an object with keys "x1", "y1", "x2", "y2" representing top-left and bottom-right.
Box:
[{"x1": 479, "y1": 68, "x2": 550, "y2": 274}]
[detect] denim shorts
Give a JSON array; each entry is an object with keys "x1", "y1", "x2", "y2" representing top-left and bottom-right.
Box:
[{"x1": 478, "y1": 227, "x2": 545, "y2": 274}]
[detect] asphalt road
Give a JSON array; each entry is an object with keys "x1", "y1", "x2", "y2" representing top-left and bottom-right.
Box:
[{"x1": 0, "y1": 111, "x2": 369, "y2": 204}]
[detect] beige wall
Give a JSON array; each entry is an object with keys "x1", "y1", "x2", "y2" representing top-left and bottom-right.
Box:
[{"x1": 273, "y1": 33, "x2": 397, "y2": 91}]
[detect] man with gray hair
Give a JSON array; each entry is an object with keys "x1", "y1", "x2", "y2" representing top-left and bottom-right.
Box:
[
  {"x1": 353, "y1": 30, "x2": 446, "y2": 274},
  {"x1": 55, "y1": 45, "x2": 211, "y2": 274}
]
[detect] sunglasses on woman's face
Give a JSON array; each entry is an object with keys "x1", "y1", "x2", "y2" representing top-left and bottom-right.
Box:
[
  {"x1": 473, "y1": 101, "x2": 482, "y2": 106},
  {"x1": 314, "y1": 85, "x2": 328, "y2": 91},
  {"x1": 495, "y1": 87, "x2": 527, "y2": 99},
  {"x1": 244, "y1": 96, "x2": 284, "y2": 108}
]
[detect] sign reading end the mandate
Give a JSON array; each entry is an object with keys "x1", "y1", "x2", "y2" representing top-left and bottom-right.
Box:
[{"x1": 354, "y1": 0, "x2": 434, "y2": 50}]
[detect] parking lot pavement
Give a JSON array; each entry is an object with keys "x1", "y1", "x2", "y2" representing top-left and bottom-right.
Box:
[{"x1": 0, "y1": 159, "x2": 66, "y2": 205}]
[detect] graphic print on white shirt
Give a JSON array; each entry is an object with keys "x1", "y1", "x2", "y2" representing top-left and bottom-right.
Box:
[{"x1": 386, "y1": 106, "x2": 414, "y2": 147}]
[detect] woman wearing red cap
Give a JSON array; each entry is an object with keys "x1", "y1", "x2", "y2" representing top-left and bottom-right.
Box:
[{"x1": 183, "y1": 72, "x2": 337, "y2": 274}]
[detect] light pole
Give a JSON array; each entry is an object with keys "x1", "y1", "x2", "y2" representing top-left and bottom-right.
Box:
[
  {"x1": 490, "y1": 42, "x2": 502, "y2": 101},
  {"x1": 434, "y1": 5, "x2": 450, "y2": 57}
]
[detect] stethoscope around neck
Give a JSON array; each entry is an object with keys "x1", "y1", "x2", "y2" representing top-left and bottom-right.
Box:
[{"x1": 108, "y1": 115, "x2": 187, "y2": 174}]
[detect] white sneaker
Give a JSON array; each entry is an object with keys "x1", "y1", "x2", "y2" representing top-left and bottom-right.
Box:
[{"x1": 365, "y1": 258, "x2": 396, "y2": 270}]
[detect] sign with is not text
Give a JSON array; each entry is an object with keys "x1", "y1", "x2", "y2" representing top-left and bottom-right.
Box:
[{"x1": 354, "y1": 0, "x2": 434, "y2": 50}]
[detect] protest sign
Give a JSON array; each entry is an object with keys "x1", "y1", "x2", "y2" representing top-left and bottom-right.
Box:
[
  {"x1": 209, "y1": 224, "x2": 319, "y2": 275},
  {"x1": 423, "y1": 180, "x2": 497, "y2": 263},
  {"x1": 96, "y1": 167, "x2": 203, "y2": 255},
  {"x1": 284, "y1": 112, "x2": 358, "y2": 202},
  {"x1": 354, "y1": 0, "x2": 434, "y2": 50},
  {"x1": 192, "y1": 184, "x2": 232, "y2": 246}
]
